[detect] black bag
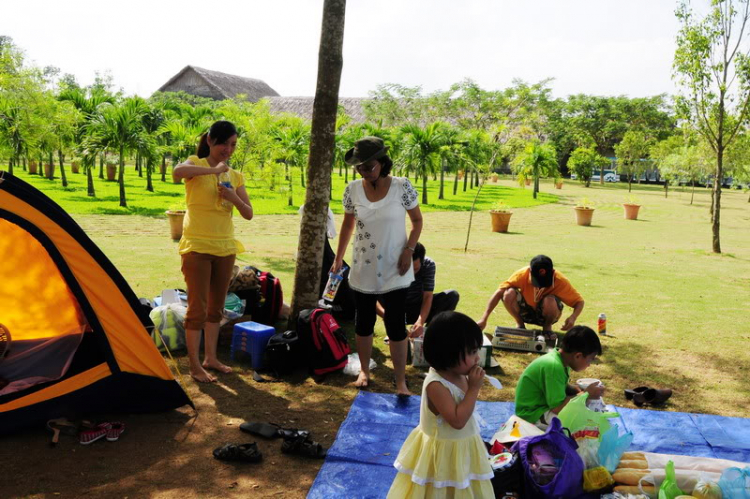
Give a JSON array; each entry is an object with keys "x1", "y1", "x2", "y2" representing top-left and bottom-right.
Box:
[
  {"x1": 491, "y1": 451, "x2": 524, "y2": 499},
  {"x1": 297, "y1": 308, "x2": 350, "y2": 376},
  {"x1": 265, "y1": 330, "x2": 300, "y2": 375}
]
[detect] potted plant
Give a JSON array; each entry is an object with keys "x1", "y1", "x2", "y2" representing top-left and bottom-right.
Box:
[
  {"x1": 105, "y1": 153, "x2": 118, "y2": 182},
  {"x1": 71, "y1": 159, "x2": 80, "y2": 174},
  {"x1": 489, "y1": 201, "x2": 513, "y2": 233},
  {"x1": 29, "y1": 160, "x2": 38, "y2": 174},
  {"x1": 574, "y1": 197, "x2": 595, "y2": 226},
  {"x1": 623, "y1": 194, "x2": 641, "y2": 220},
  {"x1": 166, "y1": 203, "x2": 186, "y2": 241},
  {"x1": 457, "y1": 169, "x2": 465, "y2": 180},
  {"x1": 555, "y1": 177, "x2": 564, "y2": 189},
  {"x1": 491, "y1": 173, "x2": 499, "y2": 183}
]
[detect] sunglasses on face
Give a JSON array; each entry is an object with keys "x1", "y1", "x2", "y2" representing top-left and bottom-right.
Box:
[{"x1": 356, "y1": 161, "x2": 379, "y2": 173}]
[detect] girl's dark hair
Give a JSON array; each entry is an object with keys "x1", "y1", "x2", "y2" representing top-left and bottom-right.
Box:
[
  {"x1": 379, "y1": 155, "x2": 393, "y2": 177},
  {"x1": 196, "y1": 120, "x2": 238, "y2": 158},
  {"x1": 423, "y1": 311, "x2": 484, "y2": 371},
  {"x1": 560, "y1": 325, "x2": 602, "y2": 357}
]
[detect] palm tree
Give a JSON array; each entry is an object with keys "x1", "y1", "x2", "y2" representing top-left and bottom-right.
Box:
[
  {"x1": 401, "y1": 122, "x2": 448, "y2": 205},
  {"x1": 88, "y1": 98, "x2": 146, "y2": 207},
  {"x1": 271, "y1": 119, "x2": 311, "y2": 206},
  {"x1": 512, "y1": 141, "x2": 559, "y2": 199}
]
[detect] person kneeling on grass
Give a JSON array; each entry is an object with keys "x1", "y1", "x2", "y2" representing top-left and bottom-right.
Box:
[
  {"x1": 377, "y1": 242, "x2": 459, "y2": 338},
  {"x1": 477, "y1": 254, "x2": 584, "y2": 339},
  {"x1": 515, "y1": 325, "x2": 604, "y2": 430}
]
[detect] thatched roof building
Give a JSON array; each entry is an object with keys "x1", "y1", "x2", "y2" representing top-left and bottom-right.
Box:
[
  {"x1": 267, "y1": 96, "x2": 366, "y2": 123},
  {"x1": 158, "y1": 66, "x2": 279, "y2": 102}
]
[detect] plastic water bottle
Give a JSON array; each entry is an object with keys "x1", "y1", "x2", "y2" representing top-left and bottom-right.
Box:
[
  {"x1": 322, "y1": 264, "x2": 348, "y2": 303},
  {"x1": 597, "y1": 313, "x2": 607, "y2": 335},
  {"x1": 218, "y1": 171, "x2": 232, "y2": 209}
]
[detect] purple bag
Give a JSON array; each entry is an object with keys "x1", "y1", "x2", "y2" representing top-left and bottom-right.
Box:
[{"x1": 511, "y1": 417, "x2": 584, "y2": 499}]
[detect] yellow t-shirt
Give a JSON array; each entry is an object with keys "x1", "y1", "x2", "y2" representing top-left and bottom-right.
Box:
[{"x1": 177, "y1": 155, "x2": 246, "y2": 257}]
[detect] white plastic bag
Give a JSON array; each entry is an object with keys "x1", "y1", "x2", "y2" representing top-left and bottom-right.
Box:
[{"x1": 342, "y1": 353, "x2": 377, "y2": 376}]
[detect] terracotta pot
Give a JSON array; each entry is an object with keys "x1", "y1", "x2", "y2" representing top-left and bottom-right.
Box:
[
  {"x1": 29, "y1": 161, "x2": 38, "y2": 174},
  {"x1": 44, "y1": 163, "x2": 53, "y2": 177},
  {"x1": 166, "y1": 210, "x2": 186, "y2": 240},
  {"x1": 555, "y1": 181, "x2": 563, "y2": 189},
  {"x1": 106, "y1": 164, "x2": 117, "y2": 181},
  {"x1": 623, "y1": 203, "x2": 641, "y2": 220},
  {"x1": 574, "y1": 207, "x2": 595, "y2": 226},
  {"x1": 490, "y1": 211, "x2": 513, "y2": 233},
  {"x1": 71, "y1": 161, "x2": 80, "y2": 174},
  {"x1": 458, "y1": 171, "x2": 464, "y2": 180},
  {"x1": 525, "y1": 178, "x2": 531, "y2": 186},
  {"x1": 491, "y1": 174, "x2": 499, "y2": 183}
]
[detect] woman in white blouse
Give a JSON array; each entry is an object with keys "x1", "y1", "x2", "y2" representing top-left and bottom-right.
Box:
[{"x1": 332, "y1": 137, "x2": 423, "y2": 396}]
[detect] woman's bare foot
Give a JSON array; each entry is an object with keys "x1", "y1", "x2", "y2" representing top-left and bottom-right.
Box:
[
  {"x1": 395, "y1": 382, "x2": 412, "y2": 397},
  {"x1": 190, "y1": 366, "x2": 216, "y2": 383},
  {"x1": 202, "y1": 360, "x2": 232, "y2": 374},
  {"x1": 354, "y1": 371, "x2": 370, "y2": 388}
]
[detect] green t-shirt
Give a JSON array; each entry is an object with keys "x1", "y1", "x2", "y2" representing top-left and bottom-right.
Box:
[{"x1": 514, "y1": 350, "x2": 570, "y2": 424}]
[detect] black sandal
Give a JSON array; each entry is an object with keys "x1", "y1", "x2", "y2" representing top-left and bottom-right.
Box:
[
  {"x1": 239, "y1": 422, "x2": 308, "y2": 440},
  {"x1": 212, "y1": 442, "x2": 263, "y2": 463},
  {"x1": 280, "y1": 434, "x2": 327, "y2": 459}
]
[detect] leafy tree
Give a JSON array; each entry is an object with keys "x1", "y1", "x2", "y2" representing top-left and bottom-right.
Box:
[
  {"x1": 615, "y1": 131, "x2": 653, "y2": 192},
  {"x1": 271, "y1": 117, "x2": 311, "y2": 206},
  {"x1": 567, "y1": 147, "x2": 609, "y2": 187},
  {"x1": 674, "y1": 0, "x2": 750, "y2": 253}
]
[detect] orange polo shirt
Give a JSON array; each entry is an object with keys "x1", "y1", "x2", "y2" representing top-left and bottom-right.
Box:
[{"x1": 498, "y1": 267, "x2": 583, "y2": 308}]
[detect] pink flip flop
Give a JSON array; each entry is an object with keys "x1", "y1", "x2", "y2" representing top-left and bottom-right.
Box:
[{"x1": 106, "y1": 422, "x2": 125, "y2": 442}]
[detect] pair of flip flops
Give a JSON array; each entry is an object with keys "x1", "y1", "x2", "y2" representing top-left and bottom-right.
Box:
[
  {"x1": 239, "y1": 421, "x2": 327, "y2": 459},
  {"x1": 213, "y1": 442, "x2": 263, "y2": 463},
  {"x1": 624, "y1": 386, "x2": 673, "y2": 407}
]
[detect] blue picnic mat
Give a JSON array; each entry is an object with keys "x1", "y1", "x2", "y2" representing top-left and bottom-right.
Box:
[{"x1": 308, "y1": 391, "x2": 750, "y2": 499}]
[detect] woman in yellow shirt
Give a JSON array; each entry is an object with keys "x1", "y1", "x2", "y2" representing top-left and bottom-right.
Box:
[{"x1": 173, "y1": 121, "x2": 254, "y2": 383}]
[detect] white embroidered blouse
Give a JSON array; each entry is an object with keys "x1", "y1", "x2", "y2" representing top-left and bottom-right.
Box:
[{"x1": 342, "y1": 176, "x2": 419, "y2": 294}]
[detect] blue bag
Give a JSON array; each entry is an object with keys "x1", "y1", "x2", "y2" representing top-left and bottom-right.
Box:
[
  {"x1": 598, "y1": 425, "x2": 634, "y2": 473},
  {"x1": 719, "y1": 466, "x2": 750, "y2": 499}
]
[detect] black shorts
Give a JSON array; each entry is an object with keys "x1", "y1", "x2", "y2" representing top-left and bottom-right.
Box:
[{"x1": 515, "y1": 289, "x2": 563, "y2": 326}]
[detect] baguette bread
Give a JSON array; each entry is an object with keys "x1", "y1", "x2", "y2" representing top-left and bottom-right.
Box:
[
  {"x1": 621, "y1": 451, "x2": 646, "y2": 461},
  {"x1": 614, "y1": 484, "x2": 656, "y2": 497},
  {"x1": 617, "y1": 459, "x2": 649, "y2": 469},
  {"x1": 612, "y1": 469, "x2": 651, "y2": 485}
]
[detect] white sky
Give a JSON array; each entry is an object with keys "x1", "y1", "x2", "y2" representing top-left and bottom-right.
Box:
[{"x1": 1, "y1": 0, "x2": 682, "y2": 100}]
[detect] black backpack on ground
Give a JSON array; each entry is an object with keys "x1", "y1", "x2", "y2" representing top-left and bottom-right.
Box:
[
  {"x1": 264, "y1": 330, "x2": 301, "y2": 375},
  {"x1": 297, "y1": 308, "x2": 350, "y2": 376}
]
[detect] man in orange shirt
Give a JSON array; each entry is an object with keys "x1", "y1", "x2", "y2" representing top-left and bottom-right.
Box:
[{"x1": 477, "y1": 255, "x2": 584, "y2": 336}]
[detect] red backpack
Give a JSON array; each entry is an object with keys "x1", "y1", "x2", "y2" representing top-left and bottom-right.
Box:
[{"x1": 297, "y1": 308, "x2": 350, "y2": 376}]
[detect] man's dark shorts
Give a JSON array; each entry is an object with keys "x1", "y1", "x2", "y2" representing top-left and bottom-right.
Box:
[{"x1": 514, "y1": 288, "x2": 563, "y2": 326}]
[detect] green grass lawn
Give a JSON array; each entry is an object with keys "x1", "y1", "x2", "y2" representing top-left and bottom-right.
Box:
[
  {"x1": 13, "y1": 164, "x2": 557, "y2": 216},
  {"x1": 70, "y1": 177, "x2": 750, "y2": 418}
]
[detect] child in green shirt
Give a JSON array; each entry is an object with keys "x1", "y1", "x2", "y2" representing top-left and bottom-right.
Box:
[{"x1": 515, "y1": 325, "x2": 604, "y2": 429}]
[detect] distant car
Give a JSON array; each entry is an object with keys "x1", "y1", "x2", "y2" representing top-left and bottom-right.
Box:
[{"x1": 570, "y1": 170, "x2": 620, "y2": 182}]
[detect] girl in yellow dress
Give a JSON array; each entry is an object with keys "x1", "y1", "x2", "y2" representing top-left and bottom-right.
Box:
[{"x1": 388, "y1": 311, "x2": 494, "y2": 498}]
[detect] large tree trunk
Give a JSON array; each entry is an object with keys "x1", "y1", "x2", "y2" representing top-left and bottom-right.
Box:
[
  {"x1": 289, "y1": 0, "x2": 346, "y2": 325},
  {"x1": 119, "y1": 146, "x2": 127, "y2": 208}
]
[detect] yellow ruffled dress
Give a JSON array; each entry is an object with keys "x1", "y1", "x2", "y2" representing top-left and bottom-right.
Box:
[{"x1": 387, "y1": 369, "x2": 494, "y2": 498}]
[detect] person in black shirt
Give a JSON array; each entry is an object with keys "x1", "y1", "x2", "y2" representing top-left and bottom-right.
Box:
[{"x1": 377, "y1": 243, "x2": 459, "y2": 337}]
